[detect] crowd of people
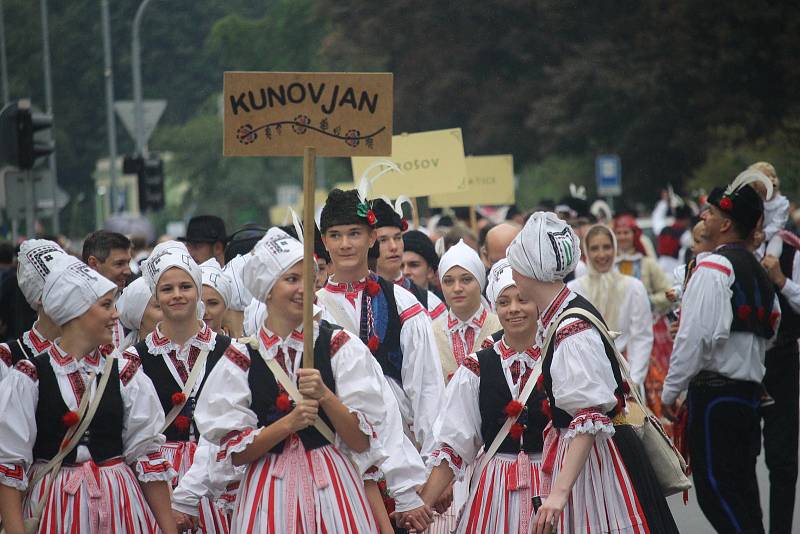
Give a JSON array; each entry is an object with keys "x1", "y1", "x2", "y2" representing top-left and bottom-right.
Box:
[{"x1": 0, "y1": 159, "x2": 796, "y2": 533}]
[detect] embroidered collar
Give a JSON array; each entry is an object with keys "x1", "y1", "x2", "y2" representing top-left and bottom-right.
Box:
[
  {"x1": 145, "y1": 321, "x2": 216, "y2": 357},
  {"x1": 447, "y1": 306, "x2": 488, "y2": 333},
  {"x1": 537, "y1": 285, "x2": 576, "y2": 348},
  {"x1": 23, "y1": 322, "x2": 52, "y2": 355},
  {"x1": 496, "y1": 337, "x2": 541, "y2": 361},
  {"x1": 257, "y1": 323, "x2": 317, "y2": 361},
  {"x1": 324, "y1": 274, "x2": 371, "y2": 294},
  {"x1": 47, "y1": 342, "x2": 105, "y2": 375}
]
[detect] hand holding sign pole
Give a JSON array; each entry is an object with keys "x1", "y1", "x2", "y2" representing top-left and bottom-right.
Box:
[{"x1": 223, "y1": 71, "x2": 393, "y2": 368}]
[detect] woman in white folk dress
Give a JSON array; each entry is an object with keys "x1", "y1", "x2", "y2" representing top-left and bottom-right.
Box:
[
  {"x1": 194, "y1": 227, "x2": 389, "y2": 533},
  {"x1": 125, "y1": 241, "x2": 244, "y2": 533},
  {"x1": 116, "y1": 276, "x2": 163, "y2": 350},
  {"x1": 0, "y1": 259, "x2": 176, "y2": 534},
  {"x1": 422, "y1": 258, "x2": 549, "y2": 533}
]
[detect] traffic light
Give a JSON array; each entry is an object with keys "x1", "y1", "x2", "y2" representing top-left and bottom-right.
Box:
[
  {"x1": 137, "y1": 153, "x2": 164, "y2": 212},
  {"x1": 0, "y1": 100, "x2": 55, "y2": 170}
]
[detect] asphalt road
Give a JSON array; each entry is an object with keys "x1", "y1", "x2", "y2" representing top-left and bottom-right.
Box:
[{"x1": 667, "y1": 449, "x2": 799, "y2": 533}]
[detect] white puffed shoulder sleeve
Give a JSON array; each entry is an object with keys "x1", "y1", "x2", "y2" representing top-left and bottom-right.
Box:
[{"x1": 0, "y1": 361, "x2": 39, "y2": 490}]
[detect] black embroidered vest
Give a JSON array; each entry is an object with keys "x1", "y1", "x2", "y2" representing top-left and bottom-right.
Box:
[
  {"x1": 477, "y1": 346, "x2": 548, "y2": 454},
  {"x1": 716, "y1": 246, "x2": 776, "y2": 339},
  {"x1": 135, "y1": 335, "x2": 231, "y2": 442},
  {"x1": 777, "y1": 243, "x2": 800, "y2": 341},
  {"x1": 248, "y1": 321, "x2": 338, "y2": 453},
  {"x1": 542, "y1": 294, "x2": 625, "y2": 429},
  {"x1": 361, "y1": 276, "x2": 403, "y2": 385},
  {"x1": 32, "y1": 355, "x2": 124, "y2": 464}
]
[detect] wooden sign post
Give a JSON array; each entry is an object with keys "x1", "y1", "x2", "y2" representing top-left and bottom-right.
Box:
[{"x1": 223, "y1": 71, "x2": 393, "y2": 367}]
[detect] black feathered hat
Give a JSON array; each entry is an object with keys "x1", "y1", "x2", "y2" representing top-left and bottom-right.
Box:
[
  {"x1": 320, "y1": 188, "x2": 376, "y2": 232},
  {"x1": 707, "y1": 169, "x2": 771, "y2": 238}
]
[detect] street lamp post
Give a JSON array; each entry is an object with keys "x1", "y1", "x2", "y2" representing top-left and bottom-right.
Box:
[
  {"x1": 132, "y1": 0, "x2": 154, "y2": 158},
  {"x1": 101, "y1": 0, "x2": 119, "y2": 215}
]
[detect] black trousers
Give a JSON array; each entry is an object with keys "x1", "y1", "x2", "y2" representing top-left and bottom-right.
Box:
[
  {"x1": 688, "y1": 376, "x2": 764, "y2": 534},
  {"x1": 762, "y1": 338, "x2": 800, "y2": 534}
]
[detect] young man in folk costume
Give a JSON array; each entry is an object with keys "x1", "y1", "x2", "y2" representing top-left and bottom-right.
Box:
[
  {"x1": 422, "y1": 258, "x2": 549, "y2": 533},
  {"x1": 0, "y1": 259, "x2": 177, "y2": 533},
  {"x1": 124, "y1": 241, "x2": 246, "y2": 533},
  {"x1": 402, "y1": 229, "x2": 444, "y2": 300},
  {"x1": 0, "y1": 239, "x2": 69, "y2": 381},
  {"x1": 371, "y1": 199, "x2": 447, "y2": 320},
  {"x1": 195, "y1": 227, "x2": 390, "y2": 533},
  {"x1": 663, "y1": 170, "x2": 782, "y2": 534},
  {"x1": 506, "y1": 212, "x2": 677, "y2": 534},
  {"x1": 316, "y1": 188, "x2": 445, "y2": 532}
]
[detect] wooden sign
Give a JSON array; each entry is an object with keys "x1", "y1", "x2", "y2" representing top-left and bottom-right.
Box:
[
  {"x1": 429, "y1": 155, "x2": 515, "y2": 207},
  {"x1": 223, "y1": 72, "x2": 393, "y2": 157},
  {"x1": 351, "y1": 128, "x2": 466, "y2": 198}
]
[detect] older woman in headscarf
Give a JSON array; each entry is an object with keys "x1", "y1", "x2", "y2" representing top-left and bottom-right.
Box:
[
  {"x1": 433, "y1": 239, "x2": 502, "y2": 382},
  {"x1": 116, "y1": 277, "x2": 162, "y2": 350},
  {"x1": 0, "y1": 259, "x2": 177, "y2": 533},
  {"x1": 422, "y1": 259, "x2": 549, "y2": 533},
  {"x1": 124, "y1": 241, "x2": 245, "y2": 533},
  {"x1": 506, "y1": 213, "x2": 677, "y2": 534},
  {"x1": 568, "y1": 225, "x2": 653, "y2": 389},
  {"x1": 194, "y1": 227, "x2": 391, "y2": 533}
]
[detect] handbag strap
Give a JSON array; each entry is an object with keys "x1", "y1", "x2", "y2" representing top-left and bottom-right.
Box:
[
  {"x1": 27, "y1": 354, "x2": 115, "y2": 524},
  {"x1": 257, "y1": 346, "x2": 336, "y2": 444},
  {"x1": 160, "y1": 349, "x2": 210, "y2": 434}
]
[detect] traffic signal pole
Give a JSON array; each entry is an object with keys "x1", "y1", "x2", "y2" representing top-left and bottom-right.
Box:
[
  {"x1": 39, "y1": 0, "x2": 59, "y2": 233},
  {"x1": 132, "y1": 0, "x2": 154, "y2": 158},
  {"x1": 101, "y1": 0, "x2": 119, "y2": 214}
]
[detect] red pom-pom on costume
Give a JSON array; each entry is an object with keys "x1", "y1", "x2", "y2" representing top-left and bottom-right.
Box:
[
  {"x1": 366, "y1": 280, "x2": 381, "y2": 297},
  {"x1": 769, "y1": 311, "x2": 780, "y2": 329},
  {"x1": 276, "y1": 393, "x2": 292, "y2": 412},
  {"x1": 367, "y1": 210, "x2": 377, "y2": 226},
  {"x1": 174, "y1": 415, "x2": 191, "y2": 433},
  {"x1": 535, "y1": 373, "x2": 545, "y2": 391},
  {"x1": 737, "y1": 305, "x2": 752, "y2": 321},
  {"x1": 171, "y1": 392, "x2": 187, "y2": 406},
  {"x1": 541, "y1": 399, "x2": 552, "y2": 419},
  {"x1": 62, "y1": 410, "x2": 80, "y2": 428},
  {"x1": 400, "y1": 219, "x2": 409, "y2": 231},
  {"x1": 509, "y1": 422, "x2": 525, "y2": 441},
  {"x1": 719, "y1": 197, "x2": 733, "y2": 211},
  {"x1": 757, "y1": 307, "x2": 766, "y2": 321},
  {"x1": 504, "y1": 400, "x2": 524, "y2": 418},
  {"x1": 367, "y1": 335, "x2": 380, "y2": 353}
]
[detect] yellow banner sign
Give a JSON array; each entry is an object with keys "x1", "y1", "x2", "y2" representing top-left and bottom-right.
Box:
[
  {"x1": 428, "y1": 155, "x2": 515, "y2": 207},
  {"x1": 350, "y1": 128, "x2": 466, "y2": 198},
  {"x1": 223, "y1": 72, "x2": 393, "y2": 157}
]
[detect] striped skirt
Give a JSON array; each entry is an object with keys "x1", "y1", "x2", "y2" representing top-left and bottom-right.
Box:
[
  {"x1": 456, "y1": 453, "x2": 544, "y2": 534},
  {"x1": 23, "y1": 457, "x2": 157, "y2": 533},
  {"x1": 161, "y1": 440, "x2": 230, "y2": 534},
  {"x1": 549, "y1": 429, "x2": 648, "y2": 534},
  {"x1": 230, "y1": 436, "x2": 378, "y2": 534}
]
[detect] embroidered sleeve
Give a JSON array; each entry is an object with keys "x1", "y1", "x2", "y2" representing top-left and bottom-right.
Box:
[
  {"x1": 119, "y1": 356, "x2": 142, "y2": 386},
  {"x1": 399, "y1": 303, "x2": 426, "y2": 324},
  {"x1": 0, "y1": 369, "x2": 39, "y2": 488},
  {"x1": 224, "y1": 344, "x2": 250, "y2": 371},
  {"x1": 564, "y1": 407, "x2": 615, "y2": 441},
  {"x1": 13, "y1": 359, "x2": 38, "y2": 382},
  {"x1": 216, "y1": 428, "x2": 259, "y2": 463},
  {"x1": 0, "y1": 463, "x2": 27, "y2": 490},
  {"x1": 0, "y1": 344, "x2": 11, "y2": 367},
  {"x1": 555, "y1": 320, "x2": 593, "y2": 348},
  {"x1": 429, "y1": 302, "x2": 447, "y2": 320},
  {"x1": 329, "y1": 329, "x2": 350, "y2": 358},
  {"x1": 428, "y1": 445, "x2": 466, "y2": 479},
  {"x1": 463, "y1": 354, "x2": 480, "y2": 376},
  {"x1": 134, "y1": 451, "x2": 176, "y2": 482}
]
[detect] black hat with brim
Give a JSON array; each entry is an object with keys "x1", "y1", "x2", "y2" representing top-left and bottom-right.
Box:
[
  {"x1": 707, "y1": 185, "x2": 764, "y2": 237},
  {"x1": 179, "y1": 215, "x2": 227, "y2": 243}
]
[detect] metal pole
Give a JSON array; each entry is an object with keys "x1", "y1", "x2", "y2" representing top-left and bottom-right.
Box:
[
  {"x1": 132, "y1": 0, "x2": 153, "y2": 158},
  {"x1": 101, "y1": 0, "x2": 119, "y2": 215},
  {"x1": 0, "y1": 0, "x2": 9, "y2": 104},
  {"x1": 25, "y1": 170, "x2": 35, "y2": 236},
  {"x1": 39, "y1": 0, "x2": 59, "y2": 233}
]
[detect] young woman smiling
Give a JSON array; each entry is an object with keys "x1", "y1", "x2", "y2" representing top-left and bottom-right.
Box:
[
  {"x1": 200, "y1": 259, "x2": 233, "y2": 336},
  {"x1": 0, "y1": 260, "x2": 177, "y2": 534},
  {"x1": 568, "y1": 225, "x2": 653, "y2": 389},
  {"x1": 422, "y1": 259, "x2": 549, "y2": 533},
  {"x1": 194, "y1": 228, "x2": 389, "y2": 533}
]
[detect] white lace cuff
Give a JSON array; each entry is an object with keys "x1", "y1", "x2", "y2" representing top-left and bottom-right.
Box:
[
  {"x1": 427, "y1": 445, "x2": 467, "y2": 481},
  {"x1": 216, "y1": 427, "x2": 258, "y2": 464},
  {"x1": 564, "y1": 408, "x2": 615, "y2": 441},
  {"x1": 134, "y1": 451, "x2": 178, "y2": 482},
  {"x1": 0, "y1": 463, "x2": 28, "y2": 491}
]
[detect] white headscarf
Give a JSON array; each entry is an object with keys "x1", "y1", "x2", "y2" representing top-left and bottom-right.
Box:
[
  {"x1": 244, "y1": 228, "x2": 304, "y2": 303},
  {"x1": 42, "y1": 260, "x2": 117, "y2": 326},
  {"x1": 201, "y1": 258, "x2": 233, "y2": 308},
  {"x1": 142, "y1": 241, "x2": 202, "y2": 293},
  {"x1": 507, "y1": 211, "x2": 581, "y2": 282},
  {"x1": 224, "y1": 254, "x2": 254, "y2": 312},
  {"x1": 438, "y1": 239, "x2": 487, "y2": 291},
  {"x1": 579, "y1": 224, "x2": 626, "y2": 331},
  {"x1": 116, "y1": 276, "x2": 152, "y2": 332},
  {"x1": 17, "y1": 239, "x2": 68, "y2": 306},
  {"x1": 486, "y1": 258, "x2": 516, "y2": 310}
]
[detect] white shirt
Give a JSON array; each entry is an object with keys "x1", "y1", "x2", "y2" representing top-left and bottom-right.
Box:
[
  {"x1": 568, "y1": 275, "x2": 654, "y2": 385},
  {"x1": 662, "y1": 252, "x2": 781, "y2": 405}
]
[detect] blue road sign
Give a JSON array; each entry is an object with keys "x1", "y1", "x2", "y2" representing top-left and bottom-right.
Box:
[{"x1": 596, "y1": 154, "x2": 621, "y2": 196}]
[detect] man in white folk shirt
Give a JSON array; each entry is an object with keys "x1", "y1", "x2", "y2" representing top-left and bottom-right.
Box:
[{"x1": 662, "y1": 169, "x2": 781, "y2": 534}]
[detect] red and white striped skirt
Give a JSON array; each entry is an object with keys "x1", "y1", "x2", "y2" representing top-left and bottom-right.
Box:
[
  {"x1": 549, "y1": 430, "x2": 648, "y2": 534},
  {"x1": 230, "y1": 437, "x2": 378, "y2": 534},
  {"x1": 23, "y1": 457, "x2": 157, "y2": 533},
  {"x1": 456, "y1": 452, "x2": 544, "y2": 534},
  {"x1": 161, "y1": 440, "x2": 230, "y2": 534}
]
